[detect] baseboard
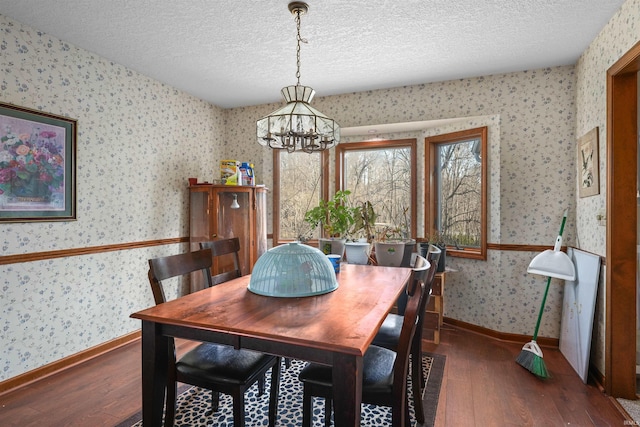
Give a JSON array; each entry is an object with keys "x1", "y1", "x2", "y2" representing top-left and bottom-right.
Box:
[
  {"x1": 0, "y1": 330, "x2": 140, "y2": 396},
  {"x1": 443, "y1": 317, "x2": 560, "y2": 348}
]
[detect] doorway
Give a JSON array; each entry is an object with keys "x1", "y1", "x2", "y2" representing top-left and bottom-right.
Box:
[{"x1": 607, "y1": 41, "x2": 640, "y2": 398}]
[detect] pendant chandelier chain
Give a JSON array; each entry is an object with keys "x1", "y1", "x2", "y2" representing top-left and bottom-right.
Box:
[
  {"x1": 294, "y1": 8, "x2": 307, "y2": 87},
  {"x1": 255, "y1": 2, "x2": 340, "y2": 153}
]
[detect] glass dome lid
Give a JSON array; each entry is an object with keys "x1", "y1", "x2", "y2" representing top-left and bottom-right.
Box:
[{"x1": 248, "y1": 242, "x2": 339, "y2": 297}]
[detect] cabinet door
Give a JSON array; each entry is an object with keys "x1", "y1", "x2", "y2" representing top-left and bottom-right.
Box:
[
  {"x1": 255, "y1": 188, "x2": 267, "y2": 262},
  {"x1": 189, "y1": 189, "x2": 215, "y2": 251},
  {"x1": 213, "y1": 189, "x2": 253, "y2": 275}
]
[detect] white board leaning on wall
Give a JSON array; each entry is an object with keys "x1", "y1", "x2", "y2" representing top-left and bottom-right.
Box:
[{"x1": 559, "y1": 247, "x2": 601, "y2": 384}]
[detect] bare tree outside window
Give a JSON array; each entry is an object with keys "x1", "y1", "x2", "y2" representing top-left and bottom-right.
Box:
[
  {"x1": 338, "y1": 139, "x2": 417, "y2": 239},
  {"x1": 435, "y1": 140, "x2": 482, "y2": 246},
  {"x1": 274, "y1": 151, "x2": 324, "y2": 243},
  {"x1": 426, "y1": 127, "x2": 487, "y2": 260}
]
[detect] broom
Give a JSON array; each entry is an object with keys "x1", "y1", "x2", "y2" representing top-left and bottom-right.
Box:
[{"x1": 516, "y1": 211, "x2": 570, "y2": 379}]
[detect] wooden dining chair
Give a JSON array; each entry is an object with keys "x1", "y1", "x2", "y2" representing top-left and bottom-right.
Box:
[
  {"x1": 147, "y1": 248, "x2": 281, "y2": 427},
  {"x1": 199, "y1": 238, "x2": 243, "y2": 285},
  {"x1": 298, "y1": 280, "x2": 426, "y2": 427},
  {"x1": 371, "y1": 249, "x2": 439, "y2": 424},
  {"x1": 200, "y1": 238, "x2": 293, "y2": 374}
]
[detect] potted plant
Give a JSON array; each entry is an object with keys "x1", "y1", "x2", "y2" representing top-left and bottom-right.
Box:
[
  {"x1": 373, "y1": 207, "x2": 416, "y2": 267},
  {"x1": 304, "y1": 190, "x2": 356, "y2": 257},
  {"x1": 344, "y1": 200, "x2": 377, "y2": 265},
  {"x1": 373, "y1": 223, "x2": 406, "y2": 267}
]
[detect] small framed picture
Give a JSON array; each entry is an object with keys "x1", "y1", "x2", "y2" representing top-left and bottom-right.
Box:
[
  {"x1": 0, "y1": 102, "x2": 77, "y2": 222},
  {"x1": 577, "y1": 127, "x2": 599, "y2": 198}
]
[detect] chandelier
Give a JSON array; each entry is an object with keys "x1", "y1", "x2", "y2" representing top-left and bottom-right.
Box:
[{"x1": 256, "y1": 2, "x2": 340, "y2": 153}]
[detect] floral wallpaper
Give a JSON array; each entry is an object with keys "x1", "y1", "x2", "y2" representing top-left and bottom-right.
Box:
[
  {"x1": 226, "y1": 65, "x2": 577, "y2": 342},
  {"x1": 574, "y1": 0, "x2": 640, "y2": 375},
  {"x1": 1, "y1": 0, "x2": 638, "y2": 384},
  {"x1": 0, "y1": 15, "x2": 224, "y2": 381}
]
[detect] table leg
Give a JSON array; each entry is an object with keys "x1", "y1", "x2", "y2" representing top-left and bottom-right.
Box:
[
  {"x1": 141, "y1": 320, "x2": 168, "y2": 427},
  {"x1": 332, "y1": 353, "x2": 363, "y2": 427}
]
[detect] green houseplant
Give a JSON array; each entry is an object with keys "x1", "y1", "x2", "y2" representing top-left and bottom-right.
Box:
[
  {"x1": 350, "y1": 200, "x2": 377, "y2": 242},
  {"x1": 372, "y1": 206, "x2": 415, "y2": 267},
  {"x1": 304, "y1": 190, "x2": 356, "y2": 256},
  {"x1": 344, "y1": 201, "x2": 377, "y2": 264}
]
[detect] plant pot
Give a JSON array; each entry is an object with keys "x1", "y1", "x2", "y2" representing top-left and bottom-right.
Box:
[
  {"x1": 318, "y1": 238, "x2": 346, "y2": 259},
  {"x1": 374, "y1": 241, "x2": 405, "y2": 267},
  {"x1": 419, "y1": 242, "x2": 446, "y2": 272},
  {"x1": 345, "y1": 241, "x2": 371, "y2": 265},
  {"x1": 401, "y1": 239, "x2": 416, "y2": 267}
]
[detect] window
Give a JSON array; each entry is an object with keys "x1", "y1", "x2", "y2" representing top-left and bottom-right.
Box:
[
  {"x1": 425, "y1": 127, "x2": 487, "y2": 260},
  {"x1": 336, "y1": 139, "x2": 417, "y2": 239},
  {"x1": 272, "y1": 150, "x2": 327, "y2": 245}
]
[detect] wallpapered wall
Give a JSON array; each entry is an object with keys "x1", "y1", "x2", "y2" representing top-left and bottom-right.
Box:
[
  {"x1": 1, "y1": 0, "x2": 637, "y2": 383},
  {"x1": 574, "y1": 0, "x2": 640, "y2": 375},
  {"x1": 226, "y1": 66, "x2": 577, "y2": 341},
  {"x1": 0, "y1": 15, "x2": 224, "y2": 381}
]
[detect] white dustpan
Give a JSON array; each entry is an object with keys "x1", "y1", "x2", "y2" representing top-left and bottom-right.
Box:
[{"x1": 527, "y1": 209, "x2": 576, "y2": 281}]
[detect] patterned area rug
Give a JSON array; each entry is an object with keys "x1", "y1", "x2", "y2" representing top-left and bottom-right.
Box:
[
  {"x1": 617, "y1": 398, "x2": 640, "y2": 424},
  {"x1": 120, "y1": 353, "x2": 445, "y2": 427}
]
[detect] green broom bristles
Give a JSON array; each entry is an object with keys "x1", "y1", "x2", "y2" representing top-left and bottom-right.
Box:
[
  {"x1": 517, "y1": 275, "x2": 553, "y2": 379},
  {"x1": 516, "y1": 340, "x2": 550, "y2": 379}
]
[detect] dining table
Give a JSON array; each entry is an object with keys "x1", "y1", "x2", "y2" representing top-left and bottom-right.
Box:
[{"x1": 130, "y1": 262, "x2": 412, "y2": 427}]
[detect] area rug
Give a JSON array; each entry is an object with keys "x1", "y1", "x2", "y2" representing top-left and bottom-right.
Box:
[
  {"x1": 617, "y1": 398, "x2": 640, "y2": 424},
  {"x1": 119, "y1": 353, "x2": 445, "y2": 427}
]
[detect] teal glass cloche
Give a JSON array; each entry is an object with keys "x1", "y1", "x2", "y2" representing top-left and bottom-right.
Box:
[{"x1": 248, "y1": 242, "x2": 339, "y2": 297}]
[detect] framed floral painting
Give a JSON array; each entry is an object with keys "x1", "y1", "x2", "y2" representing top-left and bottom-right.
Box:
[
  {"x1": 577, "y1": 127, "x2": 599, "y2": 198},
  {"x1": 0, "y1": 102, "x2": 76, "y2": 222}
]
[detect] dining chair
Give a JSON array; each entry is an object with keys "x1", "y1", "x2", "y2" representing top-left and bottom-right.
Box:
[
  {"x1": 201, "y1": 238, "x2": 293, "y2": 374},
  {"x1": 371, "y1": 248, "x2": 440, "y2": 424},
  {"x1": 298, "y1": 280, "x2": 426, "y2": 427},
  {"x1": 199, "y1": 237, "x2": 243, "y2": 284},
  {"x1": 147, "y1": 248, "x2": 281, "y2": 427}
]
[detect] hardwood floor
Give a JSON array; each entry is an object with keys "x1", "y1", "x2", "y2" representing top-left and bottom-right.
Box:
[{"x1": 0, "y1": 325, "x2": 630, "y2": 426}]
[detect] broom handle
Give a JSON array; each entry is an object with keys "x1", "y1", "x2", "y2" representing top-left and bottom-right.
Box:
[
  {"x1": 558, "y1": 210, "x2": 567, "y2": 236},
  {"x1": 532, "y1": 210, "x2": 567, "y2": 341},
  {"x1": 531, "y1": 276, "x2": 551, "y2": 341}
]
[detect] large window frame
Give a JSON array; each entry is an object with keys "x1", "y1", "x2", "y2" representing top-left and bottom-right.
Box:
[
  {"x1": 425, "y1": 127, "x2": 487, "y2": 260},
  {"x1": 336, "y1": 139, "x2": 417, "y2": 239}
]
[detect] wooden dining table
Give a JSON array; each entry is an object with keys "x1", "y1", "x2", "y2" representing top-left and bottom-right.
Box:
[{"x1": 130, "y1": 263, "x2": 412, "y2": 427}]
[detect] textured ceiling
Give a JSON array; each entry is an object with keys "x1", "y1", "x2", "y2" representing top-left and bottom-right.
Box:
[{"x1": 0, "y1": 0, "x2": 627, "y2": 109}]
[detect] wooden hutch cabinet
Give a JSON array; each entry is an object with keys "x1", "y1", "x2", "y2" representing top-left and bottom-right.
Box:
[{"x1": 189, "y1": 184, "x2": 267, "y2": 292}]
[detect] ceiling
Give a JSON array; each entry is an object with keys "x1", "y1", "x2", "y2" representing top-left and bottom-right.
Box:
[{"x1": 0, "y1": 0, "x2": 627, "y2": 109}]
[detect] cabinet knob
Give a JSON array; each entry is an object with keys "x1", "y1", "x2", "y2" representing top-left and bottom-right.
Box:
[{"x1": 211, "y1": 233, "x2": 217, "y2": 238}]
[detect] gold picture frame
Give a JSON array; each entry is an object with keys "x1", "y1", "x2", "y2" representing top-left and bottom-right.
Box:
[{"x1": 577, "y1": 127, "x2": 599, "y2": 198}]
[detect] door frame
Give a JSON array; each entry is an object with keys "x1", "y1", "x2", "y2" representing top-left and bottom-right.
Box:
[{"x1": 606, "y1": 41, "x2": 640, "y2": 398}]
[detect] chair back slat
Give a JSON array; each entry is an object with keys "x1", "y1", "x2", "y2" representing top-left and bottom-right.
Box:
[
  {"x1": 147, "y1": 249, "x2": 213, "y2": 305},
  {"x1": 392, "y1": 280, "x2": 425, "y2": 399},
  {"x1": 397, "y1": 254, "x2": 430, "y2": 315},
  {"x1": 415, "y1": 245, "x2": 442, "y2": 334},
  {"x1": 200, "y1": 238, "x2": 243, "y2": 285}
]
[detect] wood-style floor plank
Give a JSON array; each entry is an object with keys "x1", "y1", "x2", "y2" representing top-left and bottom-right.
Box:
[
  {"x1": 0, "y1": 324, "x2": 630, "y2": 426},
  {"x1": 424, "y1": 325, "x2": 629, "y2": 427}
]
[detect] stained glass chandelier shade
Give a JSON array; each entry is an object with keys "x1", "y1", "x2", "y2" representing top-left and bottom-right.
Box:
[{"x1": 256, "y1": 2, "x2": 340, "y2": 153}]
